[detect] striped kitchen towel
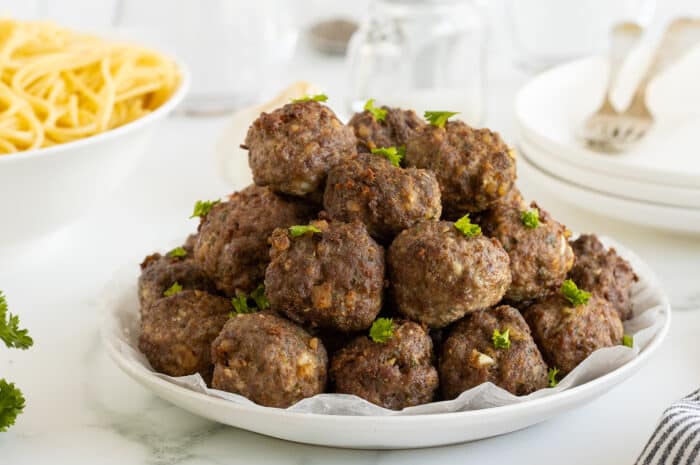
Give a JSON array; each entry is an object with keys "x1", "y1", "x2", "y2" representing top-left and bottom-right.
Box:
[{"x1": 637, "y1": 389, "x2": 700, "y2": 465}]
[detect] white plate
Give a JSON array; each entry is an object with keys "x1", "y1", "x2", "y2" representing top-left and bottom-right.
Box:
[
  {"x1": 519, "y1": 135, "x2": 700, "y2": 209},
  {"x1": 103, "y1": 241, "x2": 670, "y2": 449},
  {"x1": 519, "y1": 149, "x2": 700, "y2": 234},
  {"x1": 515, "y1": 56, "x2": 700, "y2": 189}
]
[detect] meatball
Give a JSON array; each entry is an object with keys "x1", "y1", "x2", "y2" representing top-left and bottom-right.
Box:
[
  {"x1": 323, "y1": 152, "x2": 442, "y2": 242},
  {"x1": 330, "y1": 320, "x2": 438, "y2": 410},
  {"x1": 481, "y1": 201, "x2": 574, "y2": 302},
  {"x1": 405, "y1": 121, "x2": 516, "y2": 215},
  {"x1": 138, "y1": 247, "x2": 217, "y2": 311},
  {"x1": 244, "y1": 100, "x2": 356, "y2": 198},
  {"x1": 439, "y1": 305, "x2": 548, "y2": 399},
  {"x1": 524, "y1": 294, "x2": 624, "y2": 375},
  {"x1": 348, "y1": 106, "x2": 425, "y2": 153},
  {"x1": 569, "y1": 234, "x2": 638, "y2": 321},
  {"x1": 194, "y1": 185, "x2": 315, "y2": 297},
  {"x1": 211, "y1": 312, "x2": 328, "y2": 408},
  {"x1": 388, "y1": 221, "x2": 511, "y2": 328},
  {"x1": 138, "y1": 290, "x2": 231, "y2": 383},
  {"x1": 265, "y1": 220, "x2": 385, "y2": 332}
]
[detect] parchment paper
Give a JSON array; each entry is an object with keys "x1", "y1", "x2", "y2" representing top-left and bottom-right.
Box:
[{"x1": 103, "y1": 236, "x2": 669, "y2": 416}]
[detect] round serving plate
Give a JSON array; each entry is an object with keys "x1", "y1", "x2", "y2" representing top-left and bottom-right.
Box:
[
  {"x1": 518, "y1": 149, "x2": 700, "y2": 234},
  {"x1": 103, "y1": 236, "x2": 670, "y2": 449}
]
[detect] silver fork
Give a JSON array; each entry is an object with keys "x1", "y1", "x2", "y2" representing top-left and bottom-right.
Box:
[
  {"x1": 583, "y1": 18, "x2": 700, "y2": 153},
  {"x1": 581, "y1": 22, "x2": 643, "y2": 152}
]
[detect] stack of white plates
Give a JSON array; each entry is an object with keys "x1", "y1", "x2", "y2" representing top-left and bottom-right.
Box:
[{"x1": 515, "y1": 56, "x2": 700, "y2": 234}]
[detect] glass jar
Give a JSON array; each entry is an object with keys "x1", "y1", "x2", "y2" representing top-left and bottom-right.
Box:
[{"x1": 346, "y1": 0, "x2": 485, "y2": 125}]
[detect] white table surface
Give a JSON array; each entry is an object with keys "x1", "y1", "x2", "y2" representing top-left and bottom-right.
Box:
[{"x1": 2, "y1": 43, "x2": 700, "y2": 465}]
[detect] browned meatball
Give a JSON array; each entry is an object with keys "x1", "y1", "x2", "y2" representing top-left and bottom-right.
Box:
[
  {"x1": 524, "y1": 294, "x2": 624, "y2": 375},
  {"x1": 405, "y1": 121, "x2": 517, "y2": 215},
  {"x1": 138, "y1": 290, "x2": 231, "y2": 383},
  {"x1": 194, "y1": 185, "x2": 315, "y2": 297},
  {"x1": 265, "y1": 220, "x2": 385, "y2": 332},
  {"x1": 211, "y1": 312, "x2": 328, "y2": 408},
  {"x1": 569, "y1": 234, "x2": 638, "y2": 321},
  {"x1": 348, "y1": 106, "x2": 425, "y2": 153},
  {"x1": 330, "y1": 320, "x2": 438, "y2": 409},
  {"x1": 439, "y1": 305, "x2": 548, "y2": 399},
  {"x1": 481, "y1": 201, "x2": 574, "y2": 302},
  {"x1": 323, "y1": 152, "x2": 442, "y2": 242},
  {"x1": 244, "y1": 101, "x2": 356, "y2": 198},
  {"x1": 387, "y1": 221, "x2": 511, "y2": 328},
  {"x1": 138, "y1": 247, "x2": 217, "y2": 312}
]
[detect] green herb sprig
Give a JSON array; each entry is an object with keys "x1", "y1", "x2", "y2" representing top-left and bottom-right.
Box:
[
  {"x1": 291, "y1": 94, "x2": 328, "y2": 103},
  {"x1": 364, "y1": 99, "x2": 387, "y2": 121},
  {"x1": 424, "y1": 111, "x2": 459, "y2": 128},
  {"x1": 0, "y1": 291, "x2": 32, "y2": 432},
  {"x1": 163, "y1": 282, "x2": 183, "y2": 297},
  {"x1": 560, "y1": 279, "x2": 591, "y2": 306},
  {"x1": 521, "y1": 208, "x2": 540, "y2": 229},
  {"x1": 454, "y1": 214, "x2": 481, "y2": 237},
  {"x1": 167, "y1": 246, "x2": 187, "y2": 259},
  {"x1": 548, "y1": 367, "x2": 560, "y2": 388},
  {"x1": 370, "y1": 146, "x2": 405, "y2": 167},
  {"x1": 622, "y1": 334, "x2": 633, "y2": 348},
  {"x1": 492, "y1": 328, "x2": 511, "y2": 349},
  {"x1": 289, "y1": 224, "x2": 322, "y2": 237},
  {"x1": 230, "y1": 285, "x2": 270, "y2": 317},
  {"x1": 190, "y1": 199, "x2": 220, "y2": 219},
  {"x1": 369, "y1": 318, "x2": 394, "y2": 343}
]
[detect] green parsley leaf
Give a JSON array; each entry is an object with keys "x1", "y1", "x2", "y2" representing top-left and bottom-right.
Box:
[
  {"x1": 548, "y1": 367, "x2": 560, "y2": 388},
  {"x1": 492, "y1": 328, "x2": 511, "y2": 349},
  {"x1": 163, "y1": 282, "x2": 183, "y2": 297},
  {"x1": 291, "y1": 93, "x2": 328, "y2": 103},
  {"x1": 424, "y1": 111, "x2": 459, "y2": 128},
  {"x1": 167, "y1": 246, "x2": 187, "y2": 259},
  {"x1": 230, "y1": 291, "x2": 259, "y2": 317},
  {"x1": 454, "y1": 214, "x2": 481, "y2": 237},
  {"x1": 0, "y1": 292, "x2": 33, "y2": 350},
  {"x1": 0, "y1": 379, "x2": 25, "y2": 432},
  {"x1": 370, "y1": 146, "x2": 405, "y2": 167},
  {"x1": 521, "y1": 208, "x2": 540, "y2": 229},
  {"x1": 622, "y1": 334, "x2": 633, "y2": 348},
  {"x1": 289, "y1": 224, "x2": 322, "y2": 237},
  {"x1": 250, "y1": 284, "x2": 270, "y2": 311},
  {"x1": 369, "y1": 318, "x2": 394, "y2": 343},
  {"x1": 560, "y1": 279, "x2": 591, "y2": 306},
  {"x1": 190, "y1": 199, "x2": 220, "y2": 219},
  {"x1": 364, "y1": 99, "x2": 387, "y2": 121}
]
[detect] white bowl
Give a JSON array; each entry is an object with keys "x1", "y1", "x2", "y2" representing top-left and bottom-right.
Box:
[{"x1": 0, "y1": 59, "x2": 190, "y2": 248}]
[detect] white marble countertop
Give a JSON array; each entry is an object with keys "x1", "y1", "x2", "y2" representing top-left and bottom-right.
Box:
[{"x1": 2, "y1": 43, "x2": 700, "y2": 465}]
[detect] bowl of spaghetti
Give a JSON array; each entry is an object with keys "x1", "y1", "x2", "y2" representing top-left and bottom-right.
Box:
[{"x1": 0, "y1": 19, "x2": 189, "y2": 246}]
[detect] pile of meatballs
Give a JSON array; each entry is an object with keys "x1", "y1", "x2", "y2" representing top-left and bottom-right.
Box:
[{"x1": 137, "y1": 98, "x2": 639, "y2": 411}]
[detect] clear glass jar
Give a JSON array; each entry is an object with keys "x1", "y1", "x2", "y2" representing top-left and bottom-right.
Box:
[{"x1": 346, "y1": 0, "x2": 485, "y2": 125}]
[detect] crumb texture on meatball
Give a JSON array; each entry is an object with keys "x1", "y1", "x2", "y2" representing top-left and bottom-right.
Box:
[
  {"x1": 194, "y1": 185, "x2": 315, "y2": 297},
  {"x1": 524, "y1": 294, "x2": 624, "y2": 375},
  {"x1": 211, "y1": 313, "x2": 328, "y2": 408},
  {"x1": 439, "y1": 305, "x2": 548, "y2": 399},
  {"x1": 569, "y1": 234, "x2": 638, "y2": 321},
  {"x1": 265, "y1": 220, "x2": 385, "y2": 332},
  {"x1": 245, "y1": 100, "x2": 356, "y2": 197},
  {"x1": 481, "y1": 201, "x2": 574, "y2": 302},
  {"x1": 323, "y1": 152, "x2": 442, "y2": 242},
  {"x1": 405, "y1": 121, "x2": 516, "y2": 215},
  {"x1": 388, "y1": 221, "x2": 511, "y2": 328},
  {"x1": 138, "y1": 290, "x2": 232, "y2": 383},
  {"x1": 348, "y1": 107, "x2": 425, "y2": 153},
  {"x1": 330, "y1": 320, "x2": 438, "y2": 410}
]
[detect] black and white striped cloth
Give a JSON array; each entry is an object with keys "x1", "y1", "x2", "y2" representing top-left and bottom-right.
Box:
[{"x1": 637, "y1": 389, "x2": 700, "y2": 465}]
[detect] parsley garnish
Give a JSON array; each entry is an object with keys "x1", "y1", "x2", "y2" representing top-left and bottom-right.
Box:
[
  {"x1": 0, "y1": 292, "x2": 32, "y2": 350},
  {"x1": 167, "y1": 246, "x2": 187, "y2": 259},
  {"x1": 454, "y1": 214, "x2": 481, "y2": 237},
  {"x1": 190, "y1": 199, "x2": 220, "y2": 219},
  {"x1": 364, "y1": 99, "x2": 387, "y2": 121},
  {"x1": 289, "y1": 224, "x2": 322, "y2": 237},
  {"x1": 548, "y1": 367, "x2": 560, "y2": 387},
  {"x1": 492, "y1": 328, "x2": 511, "y2": 349},
  {"x1": 424, "y1": 111, "x2": 459, "y2": 128},
  {"x1": 0, "y1": 379, "x2": 25, "y2": 432},
  {"x1": 370, "y1": 146, "x2": 405, "y2": 167},
  {"x1": 250, "y1": 284, "x2": 270, "y2": 311},
  {"x1": 622, "y1": 334, "x2": 633, "y2": 348},
  {"x1": 163, "y1": 282, "x2": 183, "y2": 297},
  {"x1": 560, "y1": 279, "x2": 591, "y2": 306},
  {"x1": 521, "y1": 208, "x2": 540, "y2": 229},
  {"x1": 369, "y1": 318, "x2": 394, "y2": 343},
  {"x1": 230, "y1": 293, "x2": 254, "y2": 316},
  {"x1": 291, "y1": 94, "x2": 328, "y2": 103}
]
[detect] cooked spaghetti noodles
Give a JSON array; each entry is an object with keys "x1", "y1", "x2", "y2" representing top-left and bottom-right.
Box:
[{"x1": 0, "y1": 19, "x2": 180, "y2": 154}]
